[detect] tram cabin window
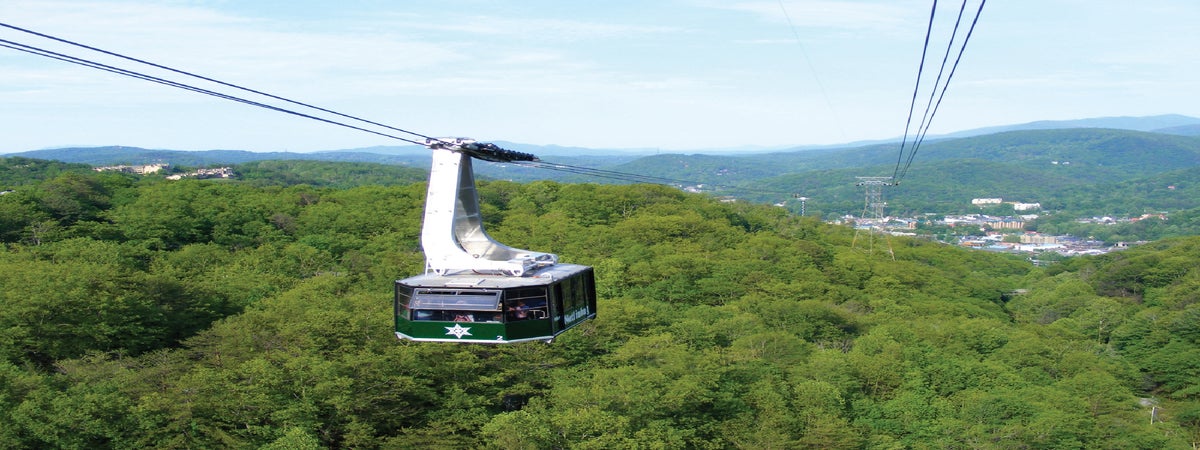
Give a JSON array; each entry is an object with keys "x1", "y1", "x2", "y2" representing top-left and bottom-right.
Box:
[
  {"x1": 505, "y1": 287, "x2": 548, "y2": 322},
  {"x1": 408, "y1": 289, "x2": 503, "y2": 322}
]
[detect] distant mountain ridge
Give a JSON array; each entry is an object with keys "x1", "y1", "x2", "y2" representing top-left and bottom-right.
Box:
[
  {"x1": 1157, "y1": 123, "x2": 1200, "y2": 136},
  {"x1": 5, "y1": 146, "x2": 430, "y2": 168},
  {"x1": 5, "y1": 117, "x2": 1200, "y2": 219},
  {"x1": 933, "y1": 114, "x2": 1200, "y2": 139},
  {"x1": 7, "y1": 118, "x2": 1200, "y2": 186},
  {"x1": 754, "y1": 114, "x2": 1200, "y2": 154},
  {"x1": 7, "y1": 114, "x2": 1198, "y2": 160},
  {"x1": 605, "y1": 128, "x2": 1200, "y2": 185}
]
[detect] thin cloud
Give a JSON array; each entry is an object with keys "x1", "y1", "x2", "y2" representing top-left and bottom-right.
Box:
[
  {"x1": 360, "y1": 11, "x2": 682, "y2": 42},
  {"x1": 703, "y1": 0, "x2": 916, "y2": 31}
]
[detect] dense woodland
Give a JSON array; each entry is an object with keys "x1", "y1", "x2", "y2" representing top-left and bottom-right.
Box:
[{"x1": 1, "y1": 157, "x2": 1200, "y2": 448}]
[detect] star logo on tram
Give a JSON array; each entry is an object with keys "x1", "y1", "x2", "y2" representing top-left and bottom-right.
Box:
[{"x1": 445, "y1": 324, "x2": 472, "y2": 339}]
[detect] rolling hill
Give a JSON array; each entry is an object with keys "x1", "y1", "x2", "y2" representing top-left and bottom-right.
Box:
[
  {"x1": 609, "y1": 128, "x2": 1200, "y2": 184},
  {"x1": 5, "y1": 122, "x2": 1200, "y2": 218}
]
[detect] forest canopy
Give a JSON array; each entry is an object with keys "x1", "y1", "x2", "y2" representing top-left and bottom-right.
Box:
[{"x1": 0, "y1": 157, "x2": 1198, "y2": 448}]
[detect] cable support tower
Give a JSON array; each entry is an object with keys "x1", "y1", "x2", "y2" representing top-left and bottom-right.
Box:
[{"x1": 852, "y1": 176, "x2": 895, "y2": 260}]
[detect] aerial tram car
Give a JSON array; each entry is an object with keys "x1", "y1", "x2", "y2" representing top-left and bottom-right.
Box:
[{"x1": 395, "y1": 138, "x2": 597, "y2": 343}]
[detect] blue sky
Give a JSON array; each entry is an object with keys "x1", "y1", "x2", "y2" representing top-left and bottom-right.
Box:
[{"x1": 1, "y1": 0, "x2": 1197, "y2": 152}]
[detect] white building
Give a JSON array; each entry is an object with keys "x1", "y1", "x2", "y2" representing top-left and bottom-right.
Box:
[
  {"x1": 94, "y1": 163, "x2": 169, "y2": 174},
  {"x1": 971, "y1": 198, "x2": 1002, "y2": 206}
]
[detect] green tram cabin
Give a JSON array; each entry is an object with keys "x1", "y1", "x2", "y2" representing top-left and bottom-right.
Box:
[
  {"x1": 396, "y1": 264, "x2": 596, "y2": 343},
  {"x1": 397, "y1": 138, "x2": 597, "y2": 343}
]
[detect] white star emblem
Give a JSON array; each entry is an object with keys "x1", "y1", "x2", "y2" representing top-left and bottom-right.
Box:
[{"x1": 445, "y1": 324, "x2": 472, "y2": 338}]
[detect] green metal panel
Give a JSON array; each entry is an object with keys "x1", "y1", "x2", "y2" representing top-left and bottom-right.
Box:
[
  {"x1": 503, "y1": 319, "x2": 555, "y2": 342},
  {"x1": 397, "y1": 319, "x2": 512, "y2": 343},
  {"x1": 395, "y1": 315, "x2": 561, "y2": 343}
]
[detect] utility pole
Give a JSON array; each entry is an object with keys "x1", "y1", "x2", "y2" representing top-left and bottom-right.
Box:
[
  {"x1": 792, "y1": 194, "x2": 809, "y2": 216},
  {"x1": 853, "y1": 176, "x2": 895, "y2": 260}
]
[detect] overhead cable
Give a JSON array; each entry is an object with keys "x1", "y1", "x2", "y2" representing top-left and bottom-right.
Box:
[
  {"x1": 898, "y1": 0, "x2": 968, "y2": 182},
  {"x1": 893, "y1": 0, "x2": 939, "y2": 183},
  {"x1": 0, "y1": 22, "x2": 434, "y2": 144},
  {"x1": 892, "y1": 0, "x2": 985, "y2": 184},
  {"x1": 777, "y1": 0, "x2": 846, "y2": 142},
  {"x1": 2, "y1": 23, "x2": 798, "y2": 200},
  {"x1": 898, "y1": 0, "x2": 985, "y2": 182},
  {"x1": 0, "y1": 38, "x2": 425, "y2": 145}
]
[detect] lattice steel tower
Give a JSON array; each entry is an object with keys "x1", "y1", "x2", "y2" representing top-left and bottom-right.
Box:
[
  {"x1": 853, "y1": 176, "x2": 895, "y2": 259},
  {"x1": 856, "y1": 177, "x2": 892, "y2": 221}
]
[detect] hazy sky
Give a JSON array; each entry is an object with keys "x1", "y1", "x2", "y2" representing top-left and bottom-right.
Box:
[{"x1": 1, "y1": 0, "x2": 1197, "y2": 153}]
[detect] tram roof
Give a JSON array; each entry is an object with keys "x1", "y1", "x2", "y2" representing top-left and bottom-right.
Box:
[{"x1": 397, "y1": 263, "x2": 592, "y2": 290}]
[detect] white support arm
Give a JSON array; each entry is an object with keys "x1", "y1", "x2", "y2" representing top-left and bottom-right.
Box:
[{"x1": 420, "y1": 139, "x2": 557, "y2": 276}]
